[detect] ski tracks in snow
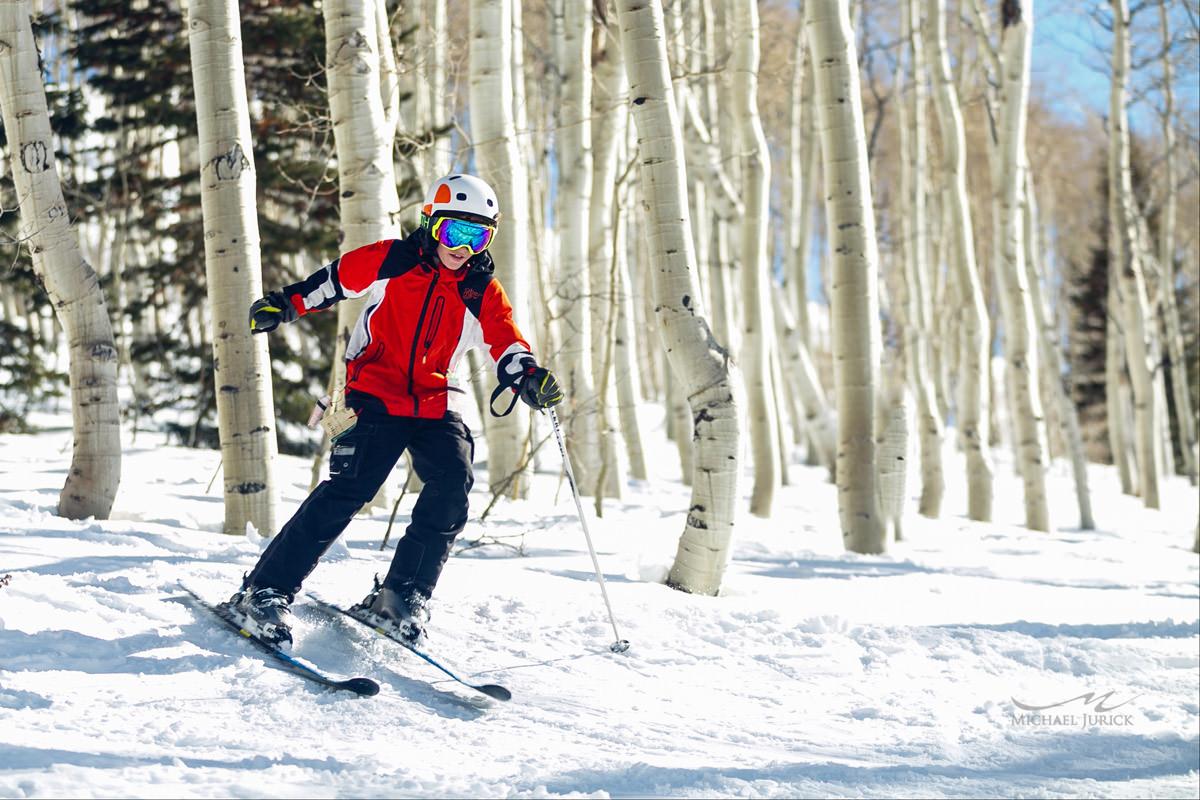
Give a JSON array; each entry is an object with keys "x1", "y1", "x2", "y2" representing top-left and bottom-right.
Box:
[{"x1": 0, "y1": 423, "x2": 1198, "y2": 797}]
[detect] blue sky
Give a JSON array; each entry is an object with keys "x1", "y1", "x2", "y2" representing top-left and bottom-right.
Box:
[{"x1": 1032, "y1": 2, "x2": 1199, "y2": 134}]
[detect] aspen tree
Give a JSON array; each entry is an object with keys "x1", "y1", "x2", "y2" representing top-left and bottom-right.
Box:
[
  {"x1": 185, "y1": 0, "x2": 279, "y2": 535},
  {"x1": 1023, "y1": 166, "x2": 1095, "y2": 529},
  {"x1": 876, "y1": 360, "x2": 911, "y2": 542},
  {"x1": 513, "y1": 0, "x2": 555, "y2": 373},
  {"x1": 900, "y1": 0, "x2": 944, "y2": 517},
  {"x1": 324, "y1": 0, "x2": 401, "y2": 383},
  {"x1": 556, "y1": 0, "x2": 601, "y2": 492},
  {"x1": 1110, "y1": 0, "x2": 1163, "y2": 509},
  {"x1": 709, "y1": 0, "x2": 740, "y2": 356},
  {"x1": 926, "y1": 0, "x2": 994, "y2": 521},
  {"x1": 1107, "y1": 298, "x2": 1137, "y2": 495},
  {"x1": 807, "y1": 0, "x2": 884, "y2": 553},
  {"x1": 428, "y1": 0, "x2": 451, "y2": 179},
  {"x1": 588, "y1": 17, "x2": 628, "y2": 500},
  {"x1": 0, "y1": 0, "x2": 121, "y2": 519},
  {"x1": 731, "y1": 0, "x2": 778, "y2": 516},
  {"x1": 613, "y1": 175, "x2": 649, "y2": 481},
  {"x1": 469, "y1": 0, "x2": 532, "y2": 498},
  {"x1": 615, "y1": 0, "x2": 741, "y2": 595},
  {"x1": 995, "y1": 0, "x2": 1051, "y2": 530},
  {"x1": 773, "y1": 291, "x2": 836, "y2": 474},
  {"x1": 787, "y1": 18, "x2": 817, "y2": 347},
  {"x1": 1157, "y1": 0, "x2": 1197, "y2": 485}
]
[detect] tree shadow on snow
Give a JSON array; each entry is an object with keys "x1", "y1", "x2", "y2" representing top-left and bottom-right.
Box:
[
  {"x1": 736, "y1": 555, "x2": 942, "y2": 581},
  {"x1": 0, "y1": 743, "x2": 364, "y2": 774},
  {"x1": 0, "y1": 627, "x2": 230, "y2": 676},
  {"x1": 537, "y1": 568, "x2": 637, "y2": 584},
  {"x1": 932, "y1": 619, "x2": 1200, "y2": 640},
  {"x1": 531, "y1": 731, "x2": 1200, "y2": 796}
]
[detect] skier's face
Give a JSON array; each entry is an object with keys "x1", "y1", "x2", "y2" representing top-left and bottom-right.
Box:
[{"x1": 437, "y1": 242, "x2": 471, "y2": 270}]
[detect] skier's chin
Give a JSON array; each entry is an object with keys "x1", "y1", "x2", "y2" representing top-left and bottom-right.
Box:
[{"x1": 437, "y1": 244, "x2": 470, "y2": 270}]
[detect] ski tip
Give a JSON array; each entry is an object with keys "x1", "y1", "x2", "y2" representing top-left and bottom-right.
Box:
[
  {"x1": 476, "y1": 683, "x2": 512, "y2": 702},
  {"x1": 343, "y1": 677, "x2": 382, "y2": 696},
  {"x1": 610, "y1": 639, "x2": 631, "y2": 654}
]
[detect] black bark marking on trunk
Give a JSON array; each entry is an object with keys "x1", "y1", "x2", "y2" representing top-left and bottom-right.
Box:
[
  {"x1": 1002, "y1": 0, "x2": 1022, "y2": 28},
  {"x1": 20, "y1": 141, "x2": 50, "y2": 173},
  {"x1": 210, "y1": 143, "x2": 250, "y2": 181}
]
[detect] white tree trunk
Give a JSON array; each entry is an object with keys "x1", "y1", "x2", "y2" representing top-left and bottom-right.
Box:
[
  {"x1": 1023, "y1": 167, "x2": 1095, "y2": 529},
  {"x1": 876, "y1": 360, "x2": 911, "y2": 543},
  {"x1": 427, "y1": 0, "x2": 451, "y2": 179},
  {"x1": 807, "y1": 0, "x2": 884, "y2": 554},
  {"x1": 709, "y1": 0, "x2": 740, "y2": 356},
  {"x1": 1110, "y1": 0, "x2": 1162, "y2": 509},
  {"x1": 322, "y1": 0, "x2": 401, "y2": 516},
  {"x1": 773, "y1": 290, "x2": 836, "y2": 475},
  {"x1": 469, "y1": 0, "x2": 532, "y2": 498},
  {"x1": 587, "y1": 20, "x2": 628, "y2": 500},
  {"x1": 996, "y1": 0, "x2": 1051, "y2": 531},
  {"x1": 731, "y1": 0, "x2": 778, "y2": 517},
  {"x1": 613, "y1": 191, "x2": 649, "y2": 481},
  {"x1": 186, "y1": 0, "x2": 279, "y2": 535},
  {"x1": 901, "y1": 0, "x2": 945, "y2": 518},
  {"x1": 616, "y1": 0, "x2": 741, "y2": 596},
  {"x1": 1106, "y1": 292, "x2": 1137, "y2": 494},
  {"x1": 787, "y1": 20, "x2": 813, "y2": 338},
  {"x1": 325, "y1": 0, "x2": 401, "y2": 377},
  {"x1": 556, "y1": 0, "x2": 600, "y2": 492},
  {"x1": 0, "y1": 0, "x2": 121, "y2": 519},
  {"x1": 1157, "y1": 0, "x2": 1197, "y2": 485},
  {"x1": 926, "y1": 0, "x2": 994, "y2": 521}
]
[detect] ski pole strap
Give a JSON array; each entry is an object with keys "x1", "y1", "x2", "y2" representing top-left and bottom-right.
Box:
[{"x1": 489, "y1": 380, "x2": 521, "y2": 418}]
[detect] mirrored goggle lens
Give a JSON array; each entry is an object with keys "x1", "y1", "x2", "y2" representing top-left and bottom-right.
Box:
[{"x1": 435, "y1": 218, "x2": 495, "y2": 253}]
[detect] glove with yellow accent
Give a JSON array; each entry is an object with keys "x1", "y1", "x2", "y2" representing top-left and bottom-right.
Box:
[
  {"x1": 518, "y1": 361, "x2": 564, "y2": 410},
  {"x1": 249, "y1": 291, "x2": 298, "y2": 334}
]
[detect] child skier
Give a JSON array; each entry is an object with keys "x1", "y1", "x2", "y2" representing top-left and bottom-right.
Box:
[{"x1": 230, "y1": 174, "x2": 562, "y2": 647}]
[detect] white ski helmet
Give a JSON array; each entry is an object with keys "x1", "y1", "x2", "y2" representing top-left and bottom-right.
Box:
[{"x1": 421, "y1": 174, "x2": 499, "y2": 227}]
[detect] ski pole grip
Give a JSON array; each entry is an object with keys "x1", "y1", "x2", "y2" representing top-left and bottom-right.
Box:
[{"x1": 489, "y1": 381, "x2": 520, "y2": 418}]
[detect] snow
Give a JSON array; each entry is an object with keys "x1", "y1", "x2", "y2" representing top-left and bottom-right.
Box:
[{"x1": 1, "y1": 412, "x2": 1197, "y2": 798}]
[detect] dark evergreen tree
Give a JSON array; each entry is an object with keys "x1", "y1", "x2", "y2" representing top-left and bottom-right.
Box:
[
  {"x1": 58, "y1": 0, "x2": 342, "y2": 452},
  {"x1": 1066, "y1": 164, "x2": 1111, "y2": 462}
]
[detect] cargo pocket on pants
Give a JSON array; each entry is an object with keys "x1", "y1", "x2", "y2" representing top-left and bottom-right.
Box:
[{"x1": 329, "y1": 425, "x2": 372, "y2": 479}]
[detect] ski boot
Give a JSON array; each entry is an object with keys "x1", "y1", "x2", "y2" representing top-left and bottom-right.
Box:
[
  {"x1": 223, "y1": 587, "x2": 294, "y2": 647},
  {"x1": 353, "y1": 580, "x2": 430, "y2": 646}
]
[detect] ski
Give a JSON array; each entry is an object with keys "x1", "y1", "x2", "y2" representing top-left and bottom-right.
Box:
[
  {"x1": 177, "y1": 584, "x2": 380, "y2": 697},
  {"x1": 307, "y1": 595, "x2": 512, "y2": 702}
]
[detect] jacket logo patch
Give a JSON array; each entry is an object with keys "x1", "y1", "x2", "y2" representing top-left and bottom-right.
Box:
[{"x1": 462, "y1": 288, "x2": 483, "y2": 301}]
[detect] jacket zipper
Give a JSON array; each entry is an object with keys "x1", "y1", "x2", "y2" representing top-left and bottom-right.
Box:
[
  {"x1": 407, "y1": 267, "x2": 440, "y2": 416},
  {"x1": 423, "y1": 297, "x2": 445, "y2": 348}
]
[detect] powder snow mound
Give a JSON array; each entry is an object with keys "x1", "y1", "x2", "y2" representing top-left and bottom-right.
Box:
[{"x1": 0, "y1": 416, "x2": 1198, "y2": 798}]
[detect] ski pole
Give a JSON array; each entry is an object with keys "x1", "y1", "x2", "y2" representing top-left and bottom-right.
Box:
[{"x1": 548, "y1": 407, "x2": 630, "y2": 654}]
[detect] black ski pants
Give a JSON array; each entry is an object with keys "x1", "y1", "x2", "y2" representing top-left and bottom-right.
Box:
[{"x1": 245, "y1": 392, "x2": 475, "y2": 600}]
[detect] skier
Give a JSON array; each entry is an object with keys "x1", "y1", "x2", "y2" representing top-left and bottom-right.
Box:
[{"x1": 228, "y1": 174, "x2": 563, "y2": 647}]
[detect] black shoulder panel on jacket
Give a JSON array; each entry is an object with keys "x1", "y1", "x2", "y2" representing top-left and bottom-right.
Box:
[
  {"x1": 379, "y1": 229, "x2": 435, "y2": 279},
  {"x1": 459, "y1": 271, "x2": 494, "y2": 319}
]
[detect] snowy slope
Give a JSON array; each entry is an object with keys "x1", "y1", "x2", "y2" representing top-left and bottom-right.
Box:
[{"x1": 0, "y1": 412, "x2": 1197, "y2": 799}]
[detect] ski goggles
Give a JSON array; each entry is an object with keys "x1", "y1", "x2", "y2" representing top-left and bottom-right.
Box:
[{"x1": 431, "y1": 216, "x2": 496, "y2": 255}]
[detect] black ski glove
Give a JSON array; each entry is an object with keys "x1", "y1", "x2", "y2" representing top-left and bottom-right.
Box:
[
  {"x1": 518, "y1": 362, "x2": 564, "y2": 410},
  {"x1": 249, "y1": 291, "x2": 298, "y2": 334}
]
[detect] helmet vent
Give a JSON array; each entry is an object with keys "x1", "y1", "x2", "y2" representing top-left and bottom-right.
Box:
[{"x1": 456, "y1": 192, "x2": 468, "y2": 201}]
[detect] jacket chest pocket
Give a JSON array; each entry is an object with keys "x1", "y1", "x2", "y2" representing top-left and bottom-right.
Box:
[{"x1": 422, "y1": 296, "x2": 446, "y2": 349}]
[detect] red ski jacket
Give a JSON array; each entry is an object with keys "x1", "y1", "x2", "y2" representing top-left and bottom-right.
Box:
[{"x1": 281, "y1": 231, "x2": 532, "y2": 419}]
